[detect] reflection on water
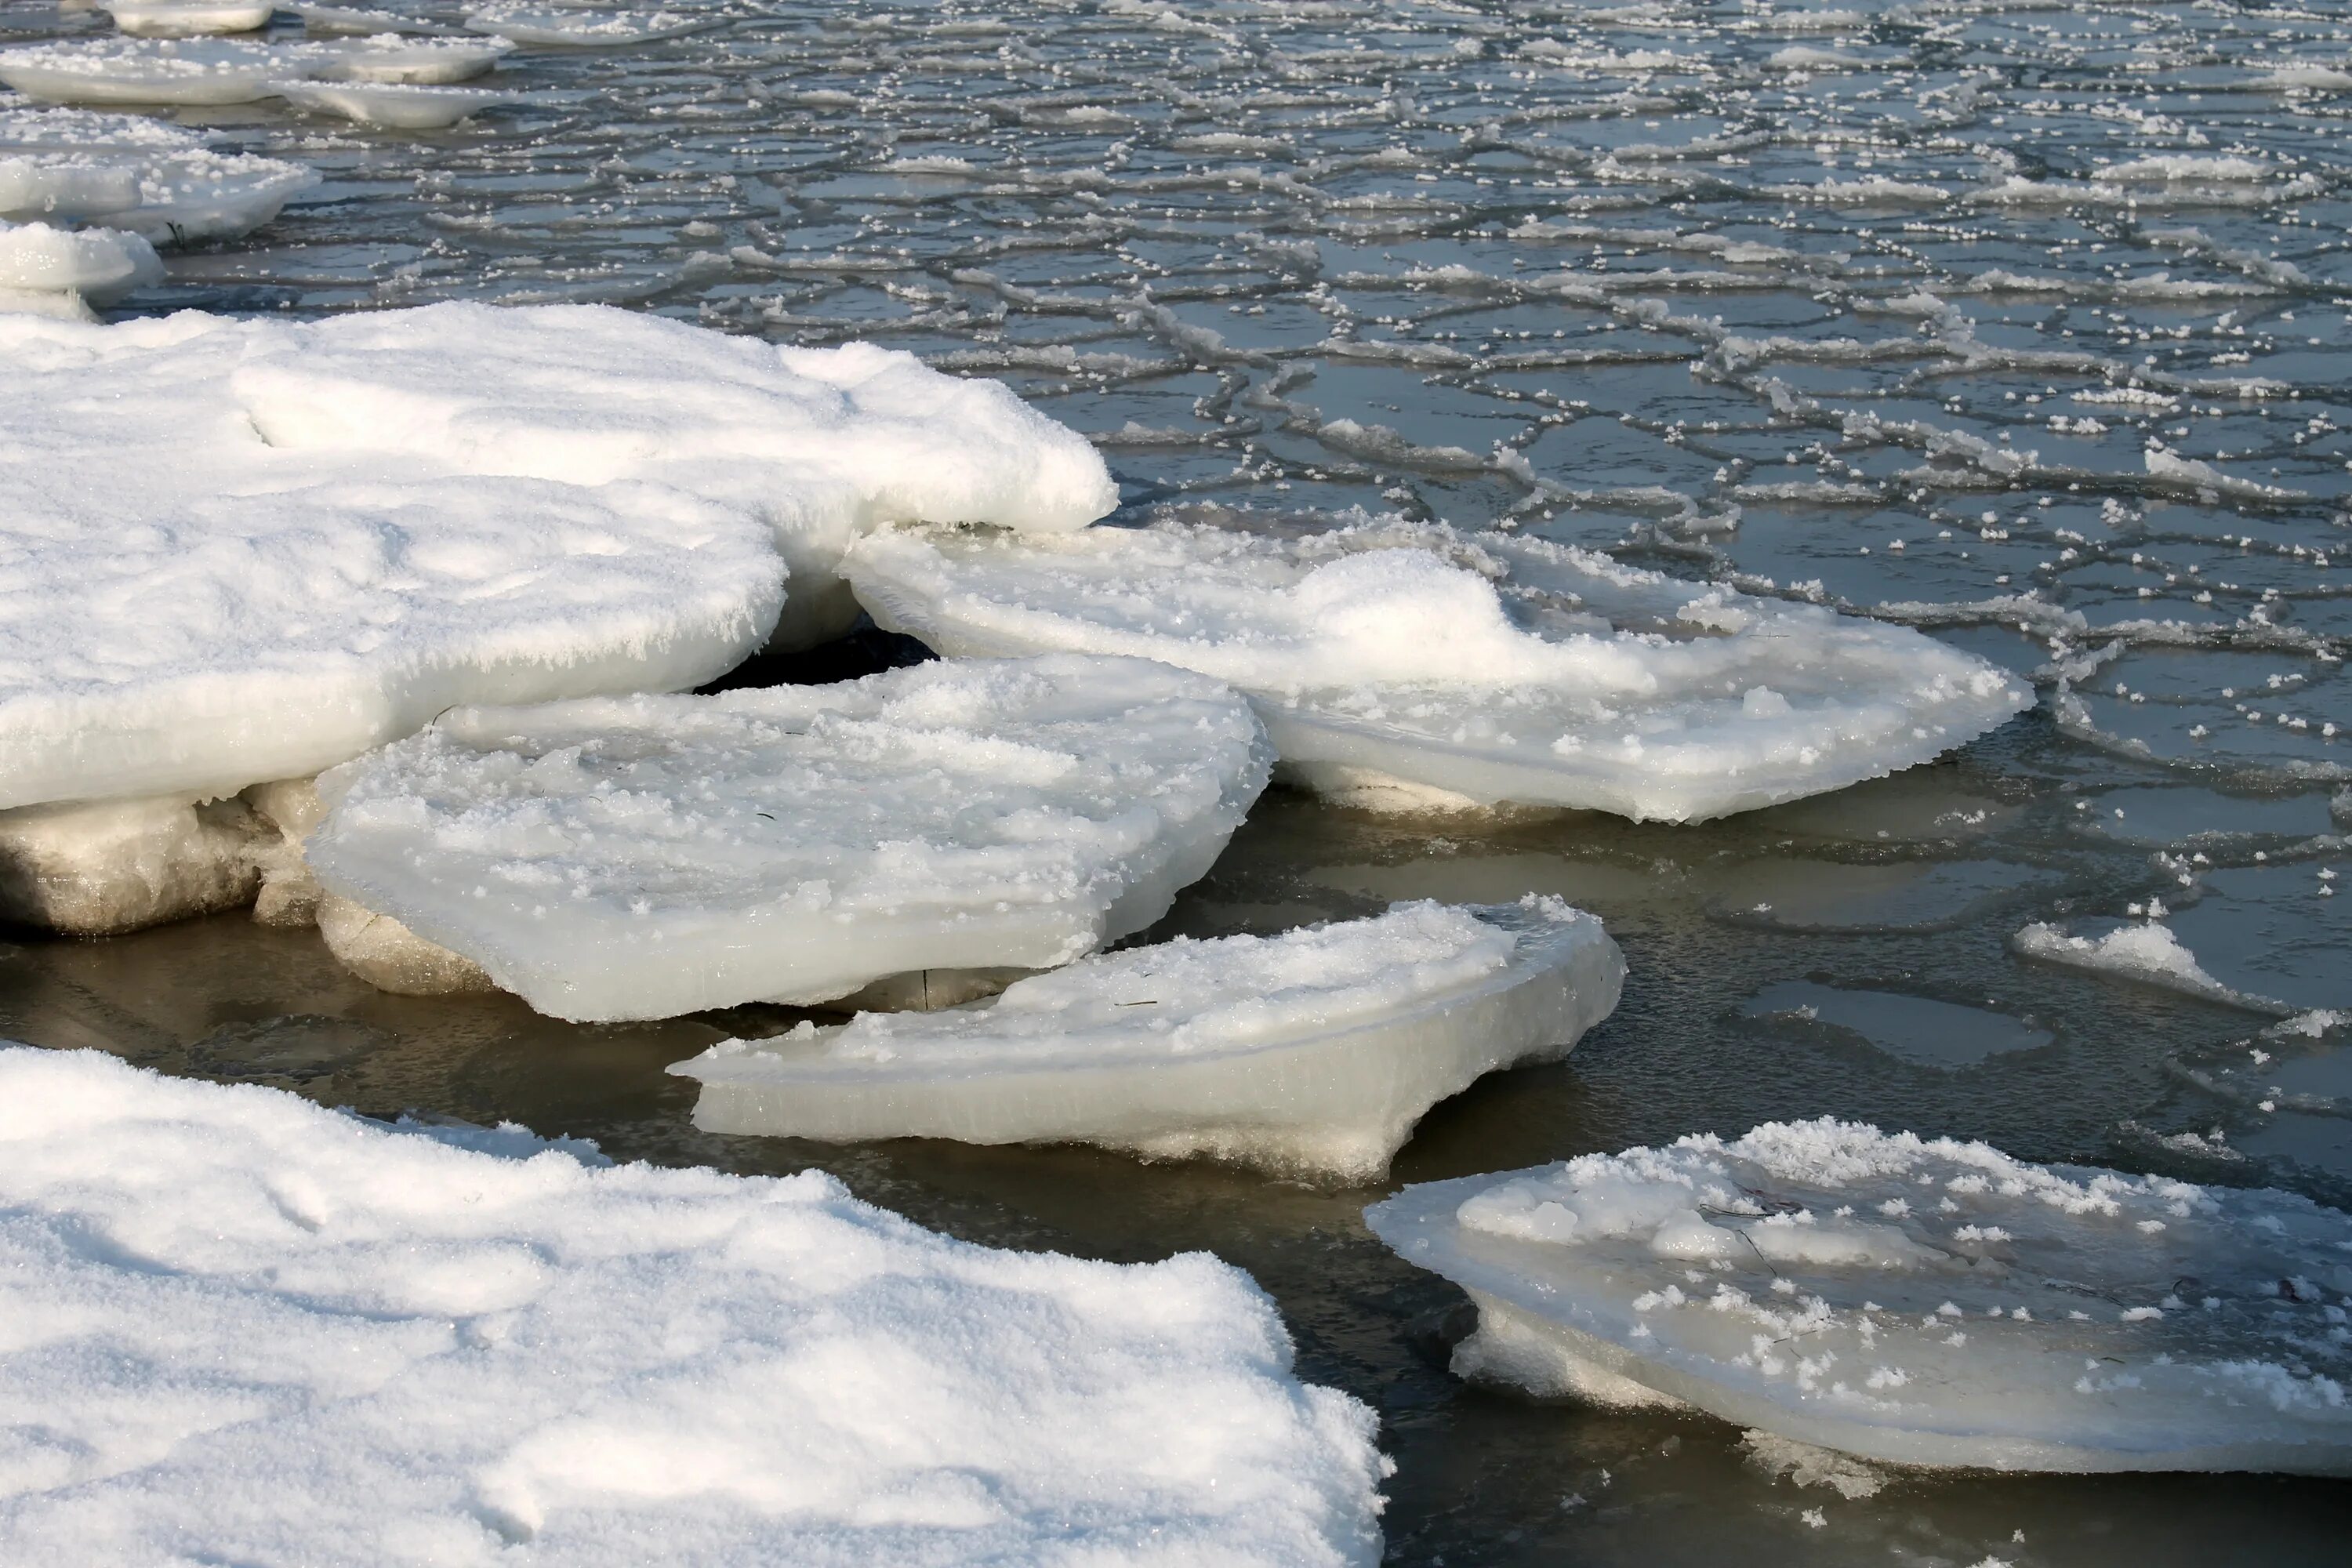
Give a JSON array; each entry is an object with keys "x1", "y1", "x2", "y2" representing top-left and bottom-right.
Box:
[{"x1": 7, "y1": 0, "x2": 2352, "y2": 1558}]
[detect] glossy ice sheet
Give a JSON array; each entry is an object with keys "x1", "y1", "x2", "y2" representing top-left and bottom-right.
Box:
[{"x1": 5, "y1": 0, "x2": 2351, "y2": 1559}]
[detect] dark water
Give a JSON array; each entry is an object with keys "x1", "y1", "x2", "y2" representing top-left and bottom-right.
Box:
[{"x1": 6, "y1": 0, "x2": 2352, "y2": 1559}]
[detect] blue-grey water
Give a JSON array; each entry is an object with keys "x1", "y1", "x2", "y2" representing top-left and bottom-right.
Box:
[{"x1": 5, "y1": 0, "x2": 2352, "y2": 1560}]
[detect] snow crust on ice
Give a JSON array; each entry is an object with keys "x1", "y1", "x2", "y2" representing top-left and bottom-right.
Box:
[
  {"x1": 677, "y1": 897, "x2": 1624, "y2": 1180},
  {"x1": 306, "y1": 655, "x2": 1272, "y2": 1022},
  {"x1": 0, "y1": 1046, "x2": 1387, "y2": 1566},
  {"x1": 0, "y1": 107, "x2": 318, "y2": 245},
  {"x1": 267, "y1": 78, "x2": 514, "y2": 129},
  {"x1": 1367, "y1": 1121, "x2": 2352, "y2": 1473},
  {"x1": 0, "y1": 216, "x2": 160, "y2": 302},
  {"x1": 2012, "y1": 919, "x2": 2287, "y2": 1014},
  {"x1": 1, "y1": 300, "x2": 1115, "y2": 818},
  {"x1": 843, "y1": 517, "x2": 2031, "y2": 821}
]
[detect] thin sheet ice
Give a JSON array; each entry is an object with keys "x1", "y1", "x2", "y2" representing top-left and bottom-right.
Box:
[
  {"x1": 1367, "y1": 1120, "x2": 2352, "y2": 1474},
  {"x1": 844, "y1": 518, "x2": 2030, "y2": 821},
  {"x1": 306, "y1": 655, "x2": 1272, "y2": 1022},
  {"x1": 0, "y1": 1045, "x2": 1387, "y2": 1566},
  {"x1": 678, "y1": 897, "x2": 1624, "y2": 1179}
]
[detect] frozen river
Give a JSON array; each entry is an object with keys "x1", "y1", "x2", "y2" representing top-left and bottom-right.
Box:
[{"x1": 5, "y1": 0, "x2": 2352, "y2": 1560}]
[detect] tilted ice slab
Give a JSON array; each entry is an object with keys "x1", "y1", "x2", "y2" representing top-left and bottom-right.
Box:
[
  {"x1": 307, "y1": 655, "x2": 1272, "y2": 1022},
  {"x1": 0, "y1": 217, "x2": 161, "y2": 303},
  {"x1": 677, "y1": 897, "x2": 1624, "y2": 1180},
  {"x1": 0, "y1": 1046, "x2": 1387, "y2": 1566},
  {"x1": 0, "y1": 107, "x2": 318, "y2": 245},
  {"x1": 843, "y1": 518, "x2": 2031, "y2": 822},
  {"x1": 227, "y1": 299, "x2": 1117, "y2": 650},
  {"x1": 0, "y1": 300, "x2": 1116, "y2": 819},
  {"x1": 1367, "y1": 1120, "x2": 2352, "y2": 1475},
  {"x1": 267, "y1": 78, "x2": 516, "y2": 129}
]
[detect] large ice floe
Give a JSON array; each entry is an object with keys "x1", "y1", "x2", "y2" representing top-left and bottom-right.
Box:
[
  {"x1": 0, "y1": 303, "x2": 1116, "y2": 932},
  {"x1": 677, "y1": 897, "x2": 1624, "y2": 1181},
  {"x1": 0, "y1": 36, "x2": 510, "y2": 106},
  {"x1": 1366, "y1": 1120, "x2": 2352, "y2": 1475},
  {"x1": 303, "y1": 655, "x2": 1271, "y2": 1022},
  {"x1": 0, "y1": 1045, "x2": 1388, "y2": 1565},
  {"x1": 843, "y1": 517, "x2": 2031, "y2": 820},
  {"x1": 0, "y1": 107, "x2": 318, "y2": 245}
]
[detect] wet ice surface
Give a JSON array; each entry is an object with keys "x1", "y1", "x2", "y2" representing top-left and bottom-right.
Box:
[{"x1": 5, "y1": 0, "x2": 2352, "y2": 1559}]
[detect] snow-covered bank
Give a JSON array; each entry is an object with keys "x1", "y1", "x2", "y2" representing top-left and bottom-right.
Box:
[
  {"x1": 0, "y1": 1045, "x2": 1388, "y2": 1565},
  {"x1": 1367, "y1": 1120, "x2": 2352, "y2": 1473},
  {"x1": 844, "y1": 518, "x2": 2030, "y2": 821},
  {"x1": 307, "y1": 655, "x2": 1270, "y2": 1021},
  {"x1": 679, "y1": 897, "x2": 1624, "y2": 1180},
  {"x1": 0, "y1": 300, "x2": 1116, "y2": 825}
]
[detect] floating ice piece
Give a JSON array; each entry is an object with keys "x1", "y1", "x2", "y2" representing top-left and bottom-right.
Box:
[
  {"x1": 0, "y1": 216, "x2": 161, "y2": 302},
  {"x1": 102, "y1": 0, "x2": 277, "y2": 38},
  {"x1": 0, "y1": 107, "x2": 318, "y2": 244},
  {"x1": 0, "y1": 1046, "x2": 1387, "y2": 1566},
  {"x1": 223, "y1": 300, "x2": 1117, "y2": 649},
  {"x1": 2012, "y1": 920, "x2": 2288, "y2": 1014},
  {"x1": 677, "y1": 897, "x2": 1624, "y2": 1180},
  {"x1": 1367, "y1": 1120, "x2": 2352, "y2": 1474},
  {"x1": 1, "y1": 301, "x2": 1112, "y2": 818},
  {"x1": 843, "y1": 518, "x2": 2032, "y2": 821},
  {"x1": 462, "y1": 4, "x2": 702, "y2": 45},
  {"x1": 0, "y1": 794, "x2": 264, "y2": 935},
  {"x1": 0, "y1": 38, "x2": 304, "y2": 105},
  {"x1": 312, "y1": 34, "x2": 513, "y2": 84},
  {"x1": 267, "y1": 78, "x2": 516, "y2": 127},
  {"x1": 307, "y1": 655, "x2": 1272, "y2": 1022}
]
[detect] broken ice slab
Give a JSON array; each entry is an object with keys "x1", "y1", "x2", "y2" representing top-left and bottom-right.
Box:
[
  {"x1": 0, "y1": 1046, "x2": 1386, "y2": 1565},
  {"x1": 0, "y1": 107, "x2": 320, "y2": 245},
  {"x1": 675, "y1": 897, "x2": 1624, "y2": 1181},
  {"x1": 307, "y1": 655, "x2": 1272, "y2": 1023},
  {"x1": 843, "y1": 517, "x2": 2030, "y2": 821},
  {"x1": 1367, "y1": 1120, "x2": 2352, "y2": 1474},
  {"x1": 266, "y1": 79, "x2": 518, "y2": 129}
]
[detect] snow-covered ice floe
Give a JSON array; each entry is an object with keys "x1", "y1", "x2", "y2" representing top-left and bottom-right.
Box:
[
  {"x1": 462, "y1": 5, "x2": 703, "y2": 46},
  {"x1": 0, "y1": 1046, "x2": 1388, "y2": 1565},
  {"x1": 844, "y1": 518, "x2": 2031, "y2": 821},
  {"x1": 1366, "y1": 1120, "x2": 2352, "y2": 1475},
  {"x1": 0, "y1": 107, "x2": 318, "y2": 245},
  {"x1": 305, "y1": 655, "x2": 1272, "y2": 1022},
  {"x1": 0, "y1": 216, "x2": 160, "y2": 307},
  {"x1": 677, "y1": 897, "x2": 1624, "y2": 1181},
  {"x1": 267, "y1": 78, "x2": 516, "y2": 129},
  {"x1": 2013, "y1": 918, "x2": 2292, "y2": 1015},
  {"x1": 102, "y1": 0, "x2": 278, "y2": 38},
  {"x1": 0, "y1": 36, "x2": 510, "y2": 105}
]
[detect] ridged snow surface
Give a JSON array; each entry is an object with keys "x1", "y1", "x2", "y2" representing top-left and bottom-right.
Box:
[
  {"x1": 1367, "y1": 1120, "x2": 2352, "y2": 1474},
  {"x1": 679, "y1": 897, "x2": 1624, "y2": 1179},
  {"x1": 845, "y1": 519, "x2": 2031, "y2": 820},
  {"x1": 0, "y1": 107, "x2": 319, "y2": 244},
  {"x1": 306, "y1": 655, "x2": 1272, "y2": 1022},
  {"x1": 0, "y1": 1046, "x2": 1387, "y2": 1567},
  {"x1": 0, "y1": 301, "x2": 1117, "y2": 815}
]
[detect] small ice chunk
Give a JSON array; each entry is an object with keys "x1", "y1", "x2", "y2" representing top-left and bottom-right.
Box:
[
  {"x1": 265, "y1": 78, "x2": 516, "y2": 129},
  {"x1": 0, "y1": 217, "x2": 161, "y2": 303},
  {"x1": 307, "y1": 655, "x2": 1272, "y2": 1022},
  {"x1": 843, "y1": 517, "x2": 2030, "y2": 822},
  {"x1": 1367, "y1": 1121, "x2": 2352, "y2": 1473},
  {"x1": 677, "y1": 897, "x2": 1624, "y2": 1180},
  {"x1": 101, "y1": 1, "x2": 277, "y2": 38},
  {"x1": 0, "y1": 794, "x2": 265, "y2": 935},
  {"x1": 2013, "y1": 920, "x2": 2284, "y2": 1014},
  {"x1": 0, "y1": 1045, "x2": 1386, "y2": 1564}
]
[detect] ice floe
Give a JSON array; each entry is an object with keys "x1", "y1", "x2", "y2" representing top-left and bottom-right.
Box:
[
  {"x1": 1367, "y1": 1120, "x2": 2352, "y2": 1474},
  {"x1": 102, "y1": 0, "x2": 278, "y2": 38},
  {"x1": 0, "y1": 107, "x2": 319, "y2": 245},
  {"x1": 844, "y1": 517, "x2": 2032, "y2": 820},
  {"x1": 0, "y1": 216, "x2": 160, "y2": 305},
  {"x1": 0, "y1": 39, "x2": 303, "y2": 106},
  {"x1": 0, "y1": 301, "x2": 1115, "y2": 829},
  {"x1": 677, "y1": 897, "x2": 1624, "y2": 1180},
  {"x1": 0, "y1": 1045, "x2": 1387, "y2": 1565},
  {"x1": 304, "y1": 655, "x2": 1272, "y2": 1022},
  {"x1": 2012, "y1": 919, "x2": 2280, "y2": 1013},
  {"x1": 267, "y1": 78, "x2": 516, "y2": 129}
]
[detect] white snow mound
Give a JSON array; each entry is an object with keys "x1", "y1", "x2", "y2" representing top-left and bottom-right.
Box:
[
  {"x1": 306, "y1": 654, "x2": 1272, "y2": 1022},
  {"x1": 842, "y1": 518, "x2": 2030, "y2": 821},
  {"x1": 1366, "y1": 1120, "x2": 2352, "y2": 1474},
  {"x1": 677, "y1": 896, "x2": 1624, "y2": 1180},
  {"x1": 0, "y1": 301, "x2": 1118, "y2": 817},
  {"x1": 2013, "y1": 920, "x2": 2286, "y2": 1014},
  {"x1": 0, "y1": 107, "x2": 319, "y2": 245},
  {"x1": 0, "y1": 1045, "x2": 1387, "y2": 1566}
]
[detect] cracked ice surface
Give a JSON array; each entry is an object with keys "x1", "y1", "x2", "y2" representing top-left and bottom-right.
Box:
[
  {"x1": 306, "y1": 655, "x2": 1271, "y2": 1021},
  {"x1": 848, "y1": 517, "x2": 2030, "y2": 818},
  {"x1": 1369, "y1": 1119, "x2": 2352, "y2": 1474},
  {"x1": 0, "y1": 1045, "x2": 1386, "y2": 1566},
  {"x1": 678, "y1": 896, "x2": 1624, "y2": 1178}
]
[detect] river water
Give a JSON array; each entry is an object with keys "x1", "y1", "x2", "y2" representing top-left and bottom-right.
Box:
[{"x1": 5, "y1": 0, "x2": 2352, "y2": 1561}]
